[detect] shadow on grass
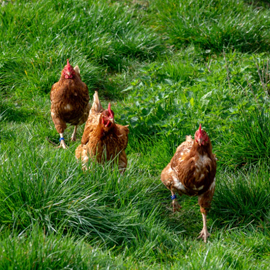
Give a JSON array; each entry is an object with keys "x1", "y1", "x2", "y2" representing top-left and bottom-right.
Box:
[{"x1": 0, "y1": 103, "x2": 40, "y2": 123}]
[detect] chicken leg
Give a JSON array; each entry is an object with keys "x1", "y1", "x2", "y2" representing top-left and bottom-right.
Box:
[
  {"x1": 197, "y1": 187, "x2": 215, "y2": 243},
  {"x1": 170, "y1": 190, "x2": 181, "y2": 212},
  {"x1": 197, "y1": 212, "x2": 210, "y2": 243},
  {"x1": 59, "y1": 133, "x2": 68, "y2": 149},
  {"x1": 71, "y1": 125, "x2": 78, "y2": 141}
]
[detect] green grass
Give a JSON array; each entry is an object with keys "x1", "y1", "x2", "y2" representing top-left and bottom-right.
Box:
[
  {"x1": 152, "y1": 0, "x2": 270, "y2": 53},
  {"x1": 1, "y1": 0, "x2": 270, "y2": 268}
]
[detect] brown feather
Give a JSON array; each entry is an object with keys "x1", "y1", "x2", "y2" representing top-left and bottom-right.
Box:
[
  {"x1": 75, "y1": 91, "x2": 129, "y2": 172},
  {"x1": 162, "y1": 134, "x2": 216, "y2": 198},
  {"x1": 50, "y1": 63, "x2": 90, "y2": 134},
  {"x1": 161, "y1": 127, "x2": 216, "y2": 242}
]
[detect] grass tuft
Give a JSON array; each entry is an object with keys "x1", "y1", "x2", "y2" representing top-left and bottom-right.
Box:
[{"x1": 1, "y1": 0, "x2": 270, "y2": 268}]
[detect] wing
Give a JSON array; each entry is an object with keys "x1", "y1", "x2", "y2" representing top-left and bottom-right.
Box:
[
  {"x1": 171, "y1": 135, "x2": 194, "y2": 167},
  {"x1": 171, "y1": 137, "x2": 216, "y2": 195},
  {"x1": 115, "y1": 124, "x2": 129, "y2": 150},
  {"x1": 80, "y1": 114, "x2": 102, "y2": 145},
  {"x1": 50, "y1": 81, "x2": 61, "y2": 103},
  {"x1": 169, "y1": 135, "x2": 200, "y2": 195}
]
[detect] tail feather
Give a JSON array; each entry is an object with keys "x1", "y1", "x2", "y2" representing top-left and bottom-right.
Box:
[
  {"x1": 91, "y1": 91, "x2": 103, "y2": 113},
  {"x1": 74, "y1": 65, "x2": 80, "y2": 74},
  {"x1": 185, "y1": 135, "x2": 193, "y2": 142}
]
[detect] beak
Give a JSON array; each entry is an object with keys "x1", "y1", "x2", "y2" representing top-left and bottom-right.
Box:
[
  {"x1": 109, "y1": 117, "x2": 114, "y2": 123},
  {"x1": 66, "y1": 71, "x2": 71, "y2": 76},
  {"x1": 104, "y1": 117, "x2": 114, "y2": 127},
  {"x1": 197, "y1": 138, "x2": 203, "y2": 146}
]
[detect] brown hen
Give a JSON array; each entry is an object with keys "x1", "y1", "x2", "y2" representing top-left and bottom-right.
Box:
[
  {"x1": 161, "y1": 124, "x2": 216, "y2": 243},
  {"x1": 75, "y1": 91, "x2": 129, "y2": 172},
  {"x1": 50, "y1": 59, "x2": 90, "y2": 149}
]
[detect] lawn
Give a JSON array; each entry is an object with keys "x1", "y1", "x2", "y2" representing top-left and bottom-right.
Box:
[{"x1": 0, "y1": 0, "x2": 270, "y2": 269}]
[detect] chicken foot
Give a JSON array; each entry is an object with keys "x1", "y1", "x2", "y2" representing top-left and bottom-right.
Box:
[
  {"x1": 197, "y1": 188, "x2": 214, "y2": 243},
  {"x1": 71, "y1": 125, "x2": 78, "y2": 141},
  {"x1": 170, "y1": 191, "x2": 182, "y2": 212},
  {"x1": 197, "y1": 212, "x2": 210, "y2": 243},
  {"x1": 59, "y1": 133, "x2": 68, "y2": 149}
]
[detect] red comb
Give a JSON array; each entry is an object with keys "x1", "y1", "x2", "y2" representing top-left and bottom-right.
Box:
[
  {"x1": 108, "y1": 103, "x2": 114, "y2": 118},
  {"x1": 198, "y1": 124, "x2": 203, "y2": 137},
  {"x1": 66, "y1": 59, "x2": 72, "y2": 71}
]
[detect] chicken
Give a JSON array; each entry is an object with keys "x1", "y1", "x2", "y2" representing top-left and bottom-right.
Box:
[
  {"x1": 75, "y1": 91, "x2": 129, "y2": 172},
  {"x1": 50, "y1": 59, "x2": 90, "y2": 149},
  {"x1": 161, "y1": 124, "x2": 216, "y2": 243}
]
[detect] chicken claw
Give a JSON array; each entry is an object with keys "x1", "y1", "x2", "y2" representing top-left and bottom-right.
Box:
[
  {"x1": 197, "y1": 213, "x2": 210, "y2": 243},
  {"x1": 197, "y1": 228, "x2": 210, "y2": 243},
  {"x1": 172, "y1": 199, "x2": 182, "y2": 212},
  {"x1": 171, "y1": 194, "x2": 182, "y2": 212},
  {"x1": 59, "y1": 137, "x2": 68, "y2": 149},
  {"x1": 46, "y1": 137, "x2": 67, "y2": 149}
]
